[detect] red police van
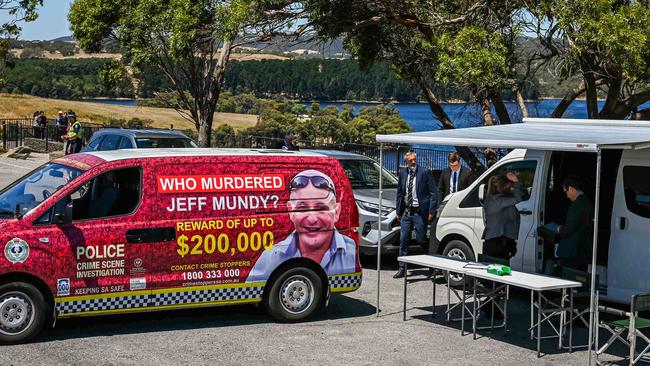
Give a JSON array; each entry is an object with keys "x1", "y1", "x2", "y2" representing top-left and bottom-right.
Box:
[{"x1": 0, "y1": 149, "x2": 361, "y2": 343}]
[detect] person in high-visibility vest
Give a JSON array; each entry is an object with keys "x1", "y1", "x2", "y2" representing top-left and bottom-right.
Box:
[{"x1": 64, "y1": 112, "x2": 83, "y2": 154}]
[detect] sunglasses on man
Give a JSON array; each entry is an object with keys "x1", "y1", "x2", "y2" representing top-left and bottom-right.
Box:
[{"x1": 290, "y1": 175, "x2": 336, "y2": 195}]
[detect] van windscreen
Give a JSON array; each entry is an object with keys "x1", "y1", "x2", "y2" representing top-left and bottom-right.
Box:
[{"x1": 0, "y1": 163, "x2": 83, "y2": 218}]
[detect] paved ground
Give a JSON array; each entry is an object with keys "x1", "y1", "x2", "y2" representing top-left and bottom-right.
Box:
[{"x1": 0, "y1": 155, "x2": 628, "y2": 365}]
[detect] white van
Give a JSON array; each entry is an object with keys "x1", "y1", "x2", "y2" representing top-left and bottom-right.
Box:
[
  {"x1": 435, "y1": 140, "x2": 649, "y2": 304},
  {"x1": 376, "y1": 118, "x2": 650, "y2": 304}
]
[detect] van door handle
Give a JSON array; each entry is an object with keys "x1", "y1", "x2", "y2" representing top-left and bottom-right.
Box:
[
  {"x1": 519, "y1": 209, "x2": 533, "y2": 215},
  {"x1": 126, "y1": 227, "x2": 176, "y2": 244},
  {"x1": 618, "y1": 217, "x2": 627, "y2": 230}
]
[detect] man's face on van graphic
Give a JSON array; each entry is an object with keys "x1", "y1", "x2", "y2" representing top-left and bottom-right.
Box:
[{"x1": 288, "y1": 170, "x2": 341, "y2": 255}]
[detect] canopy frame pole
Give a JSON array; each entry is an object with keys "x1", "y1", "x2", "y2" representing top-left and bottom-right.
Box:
[
  {"x1": 376, "y1": 143, "x2": 384, "y2": 316},
  {"x1": 587, "y1": 148, "x2": 602, "y2": 365}
]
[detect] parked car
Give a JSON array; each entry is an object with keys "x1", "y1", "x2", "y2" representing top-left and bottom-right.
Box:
[
  {"x1": 82, "y1": 128, "x2": 197, "y2": 152},
  {"x1": 0, "y1": 148, "x2": 361, "y2": 343},
  {"x1": 307, "y1": 150, "x2": 425, "y2": 256}
]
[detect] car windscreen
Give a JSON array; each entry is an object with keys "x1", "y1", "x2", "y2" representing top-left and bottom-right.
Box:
[
  {"x1": 338, "y1": 159, "x2": 399, "y2": 189},
  {"x1": 135, "y1": 137, "x2": 198, "y2": 148},
  {"x1": 0, "y1": 163, "x2": 83, "y2": 218}
]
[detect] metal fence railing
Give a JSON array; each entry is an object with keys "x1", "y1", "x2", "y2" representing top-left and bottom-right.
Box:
[
  {"x1": 1, "y1": 118, "x2": 104, "y2": 152},
  {"x1": 213, "y1": 133, "x2": 499, "y2": 174}
]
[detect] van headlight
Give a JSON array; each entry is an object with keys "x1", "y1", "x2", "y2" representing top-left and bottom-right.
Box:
[{"x1": 356, "y1": 200, "x2": 395, "y2": 216}]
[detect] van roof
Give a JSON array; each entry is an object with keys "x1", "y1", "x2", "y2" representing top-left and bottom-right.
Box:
[
  {"x1": 83, "y1": 148, "x2": 329, "y2": 162},
  {"x1": 376, "y1": 118, "x2": 650, "y2": 152}
]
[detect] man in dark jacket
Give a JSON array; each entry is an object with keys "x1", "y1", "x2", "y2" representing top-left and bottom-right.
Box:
[
  {"x1": 437, "y1": 152, "x2": 473, "y2": 209},
  {"x1": 273, "y1": 133, "x2": 299, "y2": 151},
  {"x1": 394, "y1": 151, "x2": 437, "y2": 278},
  {"x1": 556, "y1": 177, "x2": 594, "y2": 270}
]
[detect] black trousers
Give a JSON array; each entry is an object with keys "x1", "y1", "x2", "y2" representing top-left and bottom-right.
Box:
[{"x1": 483, "y1": 236, "x2": 517, "y2": 261}]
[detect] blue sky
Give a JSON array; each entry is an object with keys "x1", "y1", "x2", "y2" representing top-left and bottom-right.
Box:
[{"x1": 0, "y1": 1, "x2": 72, "y2": 40}]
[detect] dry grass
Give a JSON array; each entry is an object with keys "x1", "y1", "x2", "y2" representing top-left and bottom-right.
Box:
[
  {"x1": 9, "y1": 49, "x2": 286, "y2": 61},
  {"x1": 0, "y1": 94, "x2": 258, "y2": 131}
]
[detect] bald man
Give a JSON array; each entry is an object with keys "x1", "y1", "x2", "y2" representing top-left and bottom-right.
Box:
[{"x1": 247, "y1": 169, "x2": 356, "y2": 282}]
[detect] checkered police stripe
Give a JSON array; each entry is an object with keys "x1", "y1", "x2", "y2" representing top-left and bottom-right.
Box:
[
  {"x1": 151, "y1": 286, "x2": 264, "y2": 307},
  {"x1": 56, "y1": 294, "x2": 149, "y2": 315},
  {"x1": 56, "y1": 286, "x2": 265, "y2": 315},
  {"x1": 328, "y1": 273, "x2": 362, "y2": 292}
]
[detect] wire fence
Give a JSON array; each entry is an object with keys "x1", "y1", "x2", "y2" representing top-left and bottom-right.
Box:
[
  {"x1": 214, "y1": 133, "x2": 499, "y2": 174},
  {"x1": 1, "y1": 118, "x2": 104, "y2": 153}
]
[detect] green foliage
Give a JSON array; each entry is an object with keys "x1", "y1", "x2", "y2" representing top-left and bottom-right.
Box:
[
  {"x1": 243, "y1": 100, "x2": 411, "y2": 145},
  {"x1": 102, "y1": 116, "x2": 154, "y2": 128},
  {"x1": 436, "y1": 27, "x2": 510, "y2": 91},
  {"x1": 3, "y1": 58, "x2": 134, "y2": 99},
  {"x1": 1, "y1": 1, "x2": 44, "y2": 88}
]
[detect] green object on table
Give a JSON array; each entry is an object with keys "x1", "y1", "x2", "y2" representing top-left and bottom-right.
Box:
[{"x1": 487, "y1": 264, "x2": 512, "y2": 276}]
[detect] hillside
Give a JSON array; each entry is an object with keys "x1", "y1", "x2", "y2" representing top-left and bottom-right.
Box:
[{"x1": 0, "y1": 94, "x2": 258, "y2": 131}]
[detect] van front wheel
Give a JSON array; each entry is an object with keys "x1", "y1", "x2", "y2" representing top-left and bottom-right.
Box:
[
  {"x1": 0, "y1": 282, "x2": 47, "y2": 344},
  {"x1": 265, "y1": 267, "x2": 323, "y2": 323},
  {"x1": 442, "y1": 240, "x2": 475, "y2": 287}
]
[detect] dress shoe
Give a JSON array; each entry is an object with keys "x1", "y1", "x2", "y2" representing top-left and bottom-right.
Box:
[{"x1": 393, "y1": 270, "x2": 405, "y2": 279}]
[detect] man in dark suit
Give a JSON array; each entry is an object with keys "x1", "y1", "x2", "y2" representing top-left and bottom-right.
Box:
[
  {"x1": 273, "y1": 133, "x2": 299, "y2": 151},
  {"x1": 557, "y1": 177, "x2": 594, "y2": 270},
  {"x1": 394, "y1": 151, "x2": 437, "y2": 278},
  {"x1": 437, "y1": 152, "x2": 473, "y2": 209}
]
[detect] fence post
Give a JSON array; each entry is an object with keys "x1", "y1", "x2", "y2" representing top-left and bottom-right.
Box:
[
  {"x1": 45, "y1": 126, "x2": 49, "y2": 152},
  {"x1": 2, "y1": 121, "x2": 5, "y2": 150}
]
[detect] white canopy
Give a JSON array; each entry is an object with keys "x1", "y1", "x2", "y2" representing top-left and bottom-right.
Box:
[{"x1": 375, "y1": 117, "x2": 650, "y2": 152}]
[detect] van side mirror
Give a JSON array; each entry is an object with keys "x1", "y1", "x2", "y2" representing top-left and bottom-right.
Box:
[
  {"x1": 478, "y1": 183, "x2": 486, "y2": 203},
  {"x1": 53, "y1": 199, "x2": 73, "y2": 224}
]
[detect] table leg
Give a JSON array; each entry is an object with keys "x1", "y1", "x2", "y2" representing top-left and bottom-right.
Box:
[
  {"x1": 461, "y1": 276, "x2": 466, "y2": 336},
  {"x1": 504, "y1": 285, "x2": 509, "y2": 336},
  {"x1": 530, "y1": 290, "x2": 534, "y2": 340},
  {"x1": 557, "y1": 288, "x2": 566, "y2": 350},
  {"x1": 403, "y1": 262, "x2": 408, "y2": 321},
  {"x1": 491, "y1": 282, "x2": 495, "y2": 330},
  {"x1": 569, "y1": 290, "x2": 574, "y2": 353},
  {"x1": 537, "y1": 291, "x2": 542, "y2": 358},
  {"x1": 472, "y1": 276, "x2": 477, "y2": 340},
  {"x1": 446, "y1": 272, "x2": 451, "y2": 323},
  {"x1": 432, "y1": 271, "x2": 437, "y2": 318}
]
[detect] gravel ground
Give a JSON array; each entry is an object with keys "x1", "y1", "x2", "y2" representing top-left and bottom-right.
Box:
[{"x1": 0, "y1": 155, "x2": 627, "y2": 366}]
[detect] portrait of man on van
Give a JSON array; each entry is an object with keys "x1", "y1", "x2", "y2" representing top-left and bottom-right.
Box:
[{"x1": 247, "y1": 169, "x2": 356, "y2": 282}]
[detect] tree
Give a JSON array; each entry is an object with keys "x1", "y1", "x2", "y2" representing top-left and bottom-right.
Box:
[
  {"x1": 0, "y1": 0, "x2": 43, "y2": 87},
  {"x1": 304, "y1": 0, "x2": 523, "y2": 171},
  {"x1": 69, "y1": 0, "x2": 303, "y2": 146},
  {"x1": 533, "y1": 0, "x2": 650, "y2": 120}
]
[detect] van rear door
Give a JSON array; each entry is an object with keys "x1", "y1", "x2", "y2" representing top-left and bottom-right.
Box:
[{"x1": 607, "y1": 150, "x2": 650, "y2": 302}]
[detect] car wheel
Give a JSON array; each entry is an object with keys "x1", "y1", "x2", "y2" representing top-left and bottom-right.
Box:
[
  {"x1": 265, "y1": 267, "x2": 323, "y2": 323},
  {"x1": 0, "y1": 282, "x2": 47, "y2": 344},
  {"x1": 442, "y1": 240, "x2": 475, "y2": 287}
]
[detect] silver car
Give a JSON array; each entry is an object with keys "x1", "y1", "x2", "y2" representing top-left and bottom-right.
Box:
[{"x1": 308, "y1": 150, "x2": 424, "y2": 256}]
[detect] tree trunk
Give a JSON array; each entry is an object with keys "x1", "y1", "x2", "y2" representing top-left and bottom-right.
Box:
[
  {"x1": 480, "y1": 98, "x2": 498, "y2": 167},
  {"x1": 552, "y1": 80, "x2": 586, "y2": 118},
  {"x1": 599, "y1": 77, "x2": 621, "y2": 119},
  {"x1": 480, "y1": 98, "x2": 495, "y2": 126},
  {"x1": 417, "y1": 77, "x2": 486, "y2": 173},
  {"x1": 582, "y1": 61, "x2": 599, "y2": 119},
  {"x1": 489, "y1": 91, "x2": 511, "y2": 124},
  {"x1": 197, "y1": 109, "x2": 214, "y2": 147},
  {"x1": 196, "y1": 39, "x2": 233, "y2": 147},
  {"x1": 515, "y1": 89, "x2": 528, "y2": 119}
]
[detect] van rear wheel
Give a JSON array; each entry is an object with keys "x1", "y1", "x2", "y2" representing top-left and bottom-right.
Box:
[
  {"x1": 442, "y1": 240, "x2": 475, "y2": 287},
  {"x1": 265, "y1": 267, "x2": 323, "y2": 322},
  {"x1": 0, "y1": 282, "x2": 47, "y2": 344}
]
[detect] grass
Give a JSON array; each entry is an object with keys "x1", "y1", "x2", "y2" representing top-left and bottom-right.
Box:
[{"x1": 0, "y1": 94, "x2": 258, "y2": 131}]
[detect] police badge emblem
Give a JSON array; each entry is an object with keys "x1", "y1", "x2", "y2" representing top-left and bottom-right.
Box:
[{"x1": 4, "y1": 238, "x2": 30, "y2": 263}]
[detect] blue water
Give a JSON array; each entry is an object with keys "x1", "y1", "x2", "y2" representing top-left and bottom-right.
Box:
[{"x1": 91, "y1": 98, "x2": 650, "y2": 133}]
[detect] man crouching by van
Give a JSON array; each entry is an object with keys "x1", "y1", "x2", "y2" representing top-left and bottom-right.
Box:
[{"x1": 247, "y1": 169, "x2": 356, "y2": 282}]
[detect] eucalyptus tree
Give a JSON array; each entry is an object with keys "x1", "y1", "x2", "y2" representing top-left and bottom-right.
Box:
[
  {"x1": 304, "y1": 0, "x2": 527, "y2": 170},
  {"x1": 0, "y1": 0, "x2": 43, "y2": 87},
  {"x1": 533, "y1": 0, "x2": 650, "y2": 119},
  {"x1": 69, "y1": 0, "x2": 303, "y2": 146}
]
